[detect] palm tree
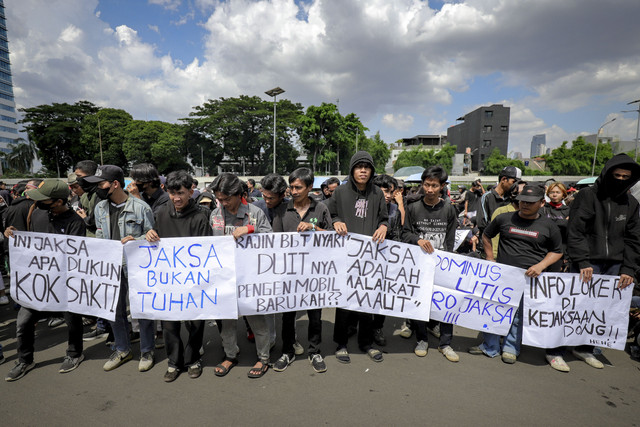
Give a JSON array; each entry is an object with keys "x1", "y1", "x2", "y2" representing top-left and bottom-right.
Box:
[{"x1": 5, "y1": 137, "x2": 37, "y2": 174}]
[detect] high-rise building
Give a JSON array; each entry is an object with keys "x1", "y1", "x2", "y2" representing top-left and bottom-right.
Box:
[
  {"x1": 0, "y1": 0, "x2": 18, "y2": 157},
  {"x1": 530, "y1": 134, "x2": 546, "y2": 157},
  {"x1": 447, "y1": 104, "x2": 510, "y2": 172}
]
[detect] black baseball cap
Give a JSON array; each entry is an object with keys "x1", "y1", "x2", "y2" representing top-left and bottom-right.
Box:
[
  {"x1": 500, "y1": 166, "x2": 522, "y2": 180},
  {"x1": 83, "y1": 165, "x2": 125, "y2": 187},
  {"x1": 516, "y1": 184, "x2": 545, "y2": 202}
]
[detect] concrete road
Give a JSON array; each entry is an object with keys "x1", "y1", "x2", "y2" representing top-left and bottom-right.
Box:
[{"x1": 0, "y1": 305, "x2": 638, "y2": 426}]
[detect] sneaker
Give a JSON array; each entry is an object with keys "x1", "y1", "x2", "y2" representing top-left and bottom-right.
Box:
[
  {"x1": 501, "y1": 351, "x2": 517, "y2": 364},
  {"x1": 188, "y1": 360, "x2": 203, "y2": 379},
  {"x1": 309, "y1": 354, "x2": 327, "y2": 373},
  {"x1": 5, "y1": 361, "x2": 35, "y2": 381},
  {"x1": 48, "y1": 317, "x2": 65, "y2": 328},
  {"x1": 0, "y1": 295, "x2": 9, "y2": 305},
  {"x1": 428, "y1": 323, "x2": 441, "y2": 338},
  {"x1": 546, "y1": 355, "x2": 570, "y2": 372},
  {"x1": 293, "y1": 341, "x2": 304, "y2": 356},
  {"x1": 164, "y1": 367, "x2": 180, "y2": 382},
  {"x1": 398, "y1": 322, "x2": 413, "y2": 339},
  {"x1": 414, "y1": 340, "x2": 428, "y2": 357},
  {"x1": 59, "y1": 354, "x2": 85, "y2": 373},
  {"x1": 572, "y1": 349, "x2": 604, "y2": 369},
  {"x1": 138, "y1": 351, "x2": 154, "y2": 372},
  {"x1": 103, "y1": 350, "x2": 132, "y2": 371},
  {"x1": 439, "y1": 346, "x2": 460, "y2": 362},
  {"x1": 129, "y1": 331, "x2": 141, "y2": 343},
  {"x1": 468, "y1": 345, "x2": 485, "y2": 355},
  {"x1": 273, "y1": 354, "x2": 295, "y2": 372},
  {"x1": 83, "y1": 328, "x2": 108, "y2": 341},
  {"x1": 373, "y1": 329, "x2": 387, "y2": 346}
]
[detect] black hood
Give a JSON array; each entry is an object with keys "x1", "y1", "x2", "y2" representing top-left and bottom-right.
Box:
[
  {"x1": 348, "y1": 151, "x2": 375, "y2": 193},
  {"x1": 168, "y1": 198, "x2": 199, "y2": 218},
  {"x1": 594, "y1": 153, "x2": 640, "y2": 199}
]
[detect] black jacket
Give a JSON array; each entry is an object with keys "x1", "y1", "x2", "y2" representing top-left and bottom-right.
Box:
[
  {"x1": 30, "y1": 207, "x2": 86, "y2": 236},
  {"x1": 4, "y1": 196, "x2": 34, "y2": 232},
  {"x1": 327, "y1": 151, "x2": 388, "y2": 236},
  {"x1": 154, "y1": 199, "x2": 212, "y2": 238},
  {"x1": 567, "y1": 154, "x2": 640, "y2": 276}
]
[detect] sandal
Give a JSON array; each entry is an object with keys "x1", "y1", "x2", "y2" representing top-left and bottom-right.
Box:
[
  {"x1": 247, "y1": 361, "x2": 269, "y2": 379},
  {"x1": 214, "y1": 358, "x2": 238, "y2": 377},
  {"x1": 335, "y1": 347, "x2": 350, "y2": 364},
  {"x1": 367, "y1": 348, "x2": 383, "y2": 362}
]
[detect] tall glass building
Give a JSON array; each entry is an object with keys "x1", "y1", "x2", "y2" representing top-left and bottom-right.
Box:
[{"x1": 0, "y1": 0, "x2": 18, "y2": 156}]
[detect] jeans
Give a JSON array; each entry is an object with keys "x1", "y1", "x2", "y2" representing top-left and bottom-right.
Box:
[
  {"x1": 220, "y1": 315, "x2": 270, "y2": 363},
  {"x1": 415, "y1": 321, "x2": 453, "y2": 348},
  {"x1": 479, "y1": 297, "x2": 523, "y2": 357},
  {"x1": 333, "y1": 308, "x2": 373, "y2": 351},
  {"x1": 162, "y1": 320, "x2": 205, "y2": 369},
  {"x1": 282, "y1": 309, "x2": 322, "y2": 357},
  {"x1": 16, "y1": 307, "x2": 83, "y2": 364},
  {"x1": 109, "y1": 277, "x2": 154, "y2": 353}
]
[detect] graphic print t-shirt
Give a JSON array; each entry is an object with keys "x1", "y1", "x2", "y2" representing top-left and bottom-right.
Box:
[{"x1": 483, "y1": 211, "x2": 562, "y2": 269}]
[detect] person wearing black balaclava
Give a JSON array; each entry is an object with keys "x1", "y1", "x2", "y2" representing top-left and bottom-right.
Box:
[
  {"x1": 564, "y1": 153, "x2": 640, "y2": 370},
  {"x1": 73, "y1": 160, "x2": 100, "y2": 236}
]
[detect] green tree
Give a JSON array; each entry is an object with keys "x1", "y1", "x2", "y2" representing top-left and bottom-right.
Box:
[
  {"x1": 19, "y1": 101, "x2": 100, "y2": 176},
  {"x1": 358, "y1": 131, "x2": 391, "y2": 173},
  {"x1": 79, "y1": 108, "x2": 132, "y2": 169},
  {"x1": 122, "y1": 121, "x2": 191, "y2": 174},
  {"x1": 393, "y1": 143, "x2": 457, "y2": 174},
  {"x1": 545, "y1": 136, "x2": 613, "y2": 175},
  {"x1": 183, "y1": 95, "x2": 303, "y2": 175},
  {"x1": 482, "y1": 148, "x2": 525, "y2": 175},
  {"x1": 2, "y1": 137, "x2": 37, "y2": 174}
]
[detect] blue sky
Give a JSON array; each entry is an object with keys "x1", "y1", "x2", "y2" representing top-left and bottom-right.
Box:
[{"x1": 6, "y1": 0, "x2": 640, "y2": 161}]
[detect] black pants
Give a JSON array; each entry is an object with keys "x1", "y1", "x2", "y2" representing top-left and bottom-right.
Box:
[
  {"x1": 333, "y1": 308, "x2": 373, "y2": 351},
  {"x1": 415, "y1": 320, "x2": 453, "y2": 348},
  {"x1": 282, "y1": 309, "x2": 322, "y2": 357},
  {"x1": 162, "y1": 320, "x2": 205, "y2": 369},
  {"x1": 16, "y1": 307, "x2": 83, "y2": 364}
]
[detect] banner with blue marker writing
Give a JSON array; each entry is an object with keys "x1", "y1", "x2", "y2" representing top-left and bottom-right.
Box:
[
  {"x1": 9, "y1": 231, "x2": 122, "y2": 321},
  {"x1": 344, "y1": 234, "x2": 435, "y2": 321},
  {"x1": 523, "y1": 273, "x2": 632, "y2": 350},
  {"x1": 124, "y1": 236, "x2": 237, "y2": 320},
  {"x1": 235, "y1": 231, "x2": 348, "y2": 315},
  {"x1": 430, "y1": 250, "x2": 526, "y2": 335}
]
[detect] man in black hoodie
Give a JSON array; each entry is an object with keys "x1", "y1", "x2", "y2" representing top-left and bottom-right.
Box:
[
  {"x1": 145, "y1": 170, "x2": 212, "y2": 382},
  {"x1": 328, "y1": 151, "x2": 388, "y2": 363},
  {"x1": 566, "y1": 153, "x2": 640, "y2": 369}
]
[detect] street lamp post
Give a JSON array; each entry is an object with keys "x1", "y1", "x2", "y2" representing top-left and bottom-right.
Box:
[
  {"x1": 591, "y1": 117, "x2": 616, "y2": 176},
  {"x1": 265, "y1": 87, "x2": 285, "y2": 173},
  {"x1": 622, "y1": 99, "x2": 640, "y2": 162}
]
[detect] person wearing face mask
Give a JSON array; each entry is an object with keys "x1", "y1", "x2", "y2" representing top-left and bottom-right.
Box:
[
  {"x1": 73, "y1": 160, "x2": 100, "y2": 236},
  {"x1": 127, "y1": 163, "x2": 170, "y2": 215},
  {"x1": 4, "y1": 180, "x2": 86, "y2": 381},
  {"x1": 84, "y1": 165, "x2": 156, "y2": 373},
  {"x1": 563, "y1": 153, "x2": 640, "y2": 370}
]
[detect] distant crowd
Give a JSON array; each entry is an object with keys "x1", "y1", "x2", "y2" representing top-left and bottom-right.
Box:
[{"x1": 1, "y1": 150, "x2": 639, "y2": 382}]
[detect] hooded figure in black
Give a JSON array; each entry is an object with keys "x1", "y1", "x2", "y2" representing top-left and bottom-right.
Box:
[
  {"x1": 327, "y1": 151, "x2": 388, "y2": 363},
  {"x1": 568, "y1": 153, "x2": 640, "y2": 289}
]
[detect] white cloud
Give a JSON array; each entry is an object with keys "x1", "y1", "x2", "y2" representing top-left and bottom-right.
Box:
[
  {"x1": 148, "y1": 0, "x2": 182, "y2": 11},
  {"x1": 148, "y1": 24, "x2": 160, "y2": 34},
  {"x1": 382, "y1": 113, "x2": 414, "y2": 131}
]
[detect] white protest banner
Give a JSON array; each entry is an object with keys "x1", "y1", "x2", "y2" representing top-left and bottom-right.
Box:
[
  {"x1": 430, "y1": 250, "x2": 526, "y2": 335},
  {"x1": 9, "y1": 231, "x2": 122, "y2": 321},
  {"x1": 124, "y1": 236, "x2": 237, "y2": 320},
  {"x1": 235, "y1": 231, "x2": 347, "y2": 315},
  {"x1": 523, "y1": 272, "x2": 632, "y2": 350},
  {"x1": 344, "y1": 233, "x2": 434, "y2": 321}
]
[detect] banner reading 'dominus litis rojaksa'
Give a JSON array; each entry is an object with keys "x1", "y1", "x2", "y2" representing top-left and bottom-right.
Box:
[
  {"x1": 429, "y1": 250, "x2": 527, "y2": 335},
  {"x1": 235, "y1": 231, "x2": 348, "y2": 315},
  {"x1": 124, "y1": 235, "x2": 238, "y2": 321},
  {"x1": 523, "y1": 272, "x2": 632, "y2": 350},
  {"x1": 9, "y1": 231, "x2": 123, "y2": 321}
]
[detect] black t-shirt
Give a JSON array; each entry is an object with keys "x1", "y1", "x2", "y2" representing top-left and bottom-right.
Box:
[
  {"x1": 272, "y1": 197, "x2": 332, "y2": 232},
  {"x1": 464, "y1": 191, "x2": 481, "y2": 213},
  {"x1": 108, "y1": 201, "x2": 125, "y2": 241},
  {"x1": 483, "y1": 211, "x2": 562, "y2": 269}
]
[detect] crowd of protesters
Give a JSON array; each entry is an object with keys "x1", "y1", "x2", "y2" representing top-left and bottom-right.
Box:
[{"x1": 1, "y1": 150, "x2": 639, "y2": 382}]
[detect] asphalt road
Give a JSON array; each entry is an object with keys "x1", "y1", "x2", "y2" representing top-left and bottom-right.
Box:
[{"x1": 0, "y1": 305, "x2": 638, "y2": 426}]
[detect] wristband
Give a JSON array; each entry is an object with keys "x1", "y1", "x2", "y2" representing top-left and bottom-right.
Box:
[
  {"x1": 311, "y1": 223, "x2": 316, "y2": 231},
  {"x1": 247, "y1": 225, "x2": 255, "y2": 234}
]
